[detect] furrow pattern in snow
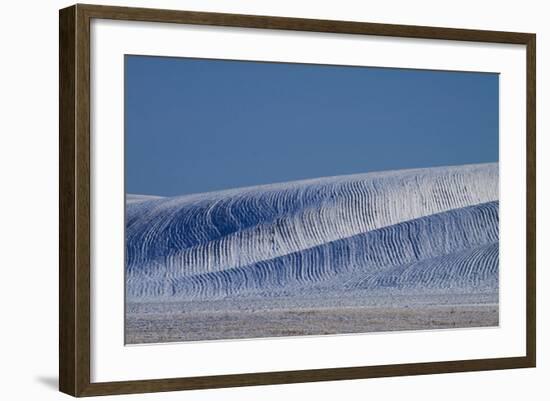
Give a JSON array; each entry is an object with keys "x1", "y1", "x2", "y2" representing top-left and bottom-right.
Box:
[
  {"x1": 126, "y1": 200, "x2": 499, "y2": 300},
  {"x1": 126, "y1": 163, "x2": 498, "y2": 282}
]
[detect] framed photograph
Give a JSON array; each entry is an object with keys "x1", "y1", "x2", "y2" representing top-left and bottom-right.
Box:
[{"x1": 59, "y1": 4, "x2": 536, "y2": 397}]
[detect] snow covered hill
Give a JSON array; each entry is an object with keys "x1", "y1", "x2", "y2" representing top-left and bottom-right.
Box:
[{"x1": 125, "y1": 163, "x2": 498, "y2": 302}]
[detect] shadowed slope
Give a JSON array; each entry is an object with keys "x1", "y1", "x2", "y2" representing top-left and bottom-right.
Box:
[{"x1": 127, "y1": 202, "x2": 498, "y2": 300}]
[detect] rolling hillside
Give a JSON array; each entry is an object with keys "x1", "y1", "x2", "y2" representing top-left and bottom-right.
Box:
[{"x1": 126, "y1": 163, "x2": 499, "y2": 302}]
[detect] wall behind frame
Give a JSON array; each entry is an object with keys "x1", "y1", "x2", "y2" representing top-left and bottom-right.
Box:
[{"x1": 0, "y1": 0, "x2": 546, "y2": 400}]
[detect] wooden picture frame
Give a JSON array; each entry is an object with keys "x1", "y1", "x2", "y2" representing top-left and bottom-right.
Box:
[{"x1": 59, "y1": 3, "x2": 536, "y2": 397}]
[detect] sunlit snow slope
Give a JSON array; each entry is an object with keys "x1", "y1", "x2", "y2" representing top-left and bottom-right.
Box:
[{"x1": 126, "y1": 163, "x2": 498, "y2": 301}]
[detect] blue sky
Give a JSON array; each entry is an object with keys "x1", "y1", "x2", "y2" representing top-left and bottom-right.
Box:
[{"x1": 125, "y1": 55, "x2": 498, "y2": 196}]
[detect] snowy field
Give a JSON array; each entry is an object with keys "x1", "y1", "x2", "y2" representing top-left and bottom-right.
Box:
[{"x1": 125, "y1": 163, "x2": 499, "y2": 344}]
